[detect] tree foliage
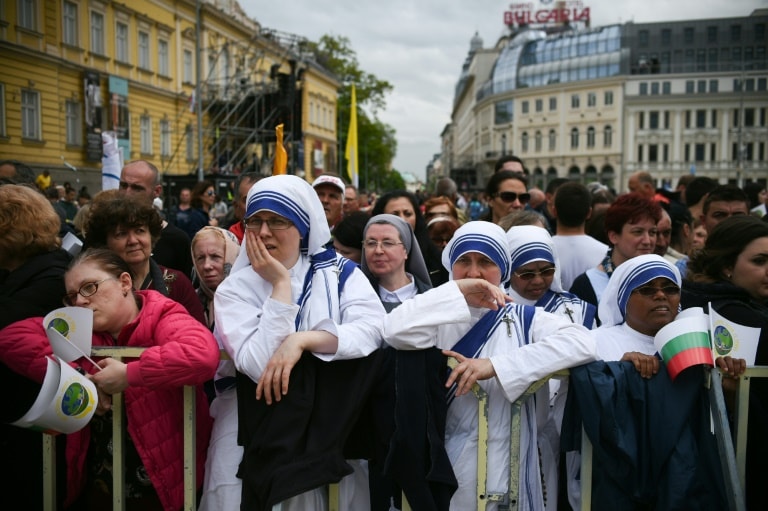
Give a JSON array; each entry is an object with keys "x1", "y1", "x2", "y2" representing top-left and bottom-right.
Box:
[{"x1": 308, "y1": 34, "x2": 399, "y2": 192}]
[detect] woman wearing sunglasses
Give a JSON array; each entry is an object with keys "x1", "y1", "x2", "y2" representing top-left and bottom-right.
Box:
[
  {"x1": 0, "y1": 248, "x2": 219, "y2": 510},
  {"x1": 482, "y1": 170, "x2": 530, "y2": 225},
  {"x1": 179, "y1": 180, "x2": 216, "y2": 239}
]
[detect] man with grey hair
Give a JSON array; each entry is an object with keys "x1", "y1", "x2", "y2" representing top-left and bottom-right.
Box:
[{"x1": 119, "y1": 160, "x2": 192, "y2": 277}]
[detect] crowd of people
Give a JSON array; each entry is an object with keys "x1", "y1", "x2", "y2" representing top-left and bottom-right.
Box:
[{"x1": 1, "y1": 155, "x2": 767, "y2": 511}]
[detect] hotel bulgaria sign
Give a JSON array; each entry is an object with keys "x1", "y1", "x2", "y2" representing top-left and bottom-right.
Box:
[{"x1": 504, "y1": 1, "x2": 591, "y2": 25}]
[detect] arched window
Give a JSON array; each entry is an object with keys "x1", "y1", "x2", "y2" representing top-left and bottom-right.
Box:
[
  {"x1": 549, "y1": 129, "x2": 556, "y2": 151},
  {"x1": 587, "y1": 126, "x2": 596, "y2": 148},
  {"x1": 604, "y1": 125, "x2": 613, "y2": 147},
  {"x1": 570, "y1": 127, "x2": 579, "y2": 149},
  {"x1": 521, "y1": 131, "x2": 529, "y2": 152},
  {"x1": 535, "y1": 131, "x2": 542, "y2": 152}
]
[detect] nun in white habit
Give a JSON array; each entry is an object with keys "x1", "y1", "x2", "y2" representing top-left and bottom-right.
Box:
[
  {"x1": 506, "y1": 225, "x2": 596, "y2": 328},
  {"x1": 214, "y1": 174, "x2": 386, "y2": 511},
  {"x1": 382, "y1": 221, "x2": 597, "y2": 511},
  {"x1": 505, "y1": 225, "x2": 599, "y2": 509}
]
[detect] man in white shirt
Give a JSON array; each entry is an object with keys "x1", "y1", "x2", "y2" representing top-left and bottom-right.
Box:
[{"x1": 551, "y1": 182, "x2": 608, "y2": 290}]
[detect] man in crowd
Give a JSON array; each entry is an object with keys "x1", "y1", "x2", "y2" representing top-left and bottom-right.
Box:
[
  {"x1": 700, "y1": 184, "x2": 750, "y2": 234},
  {"x1": 344, "y1": 184, "x2": 361, "y2": 216},
  {"x1": 537, "y1": 177, "x2": 568, "y2": 234},
  {"x1": 551, "y1": 182, "x2": 608, "y2": 290},
  {"x1": 627, "y1": 170, "x2": 669, "y2": 204},
  {"x1": 312, "y1": 174, "x2": 345, "y2": 230},
  {"x1": 684, "y1": 176, "x2": 718, "y2": 222},
  {"x1": 119, "y1": 160, "x2": 192, "y2": 276},
  {"x1": 228, "y1": 172, "x2": 261, "y2": 243},
  {"x1": 436, "y1": 176, "x2": 468, "y2": 223}
]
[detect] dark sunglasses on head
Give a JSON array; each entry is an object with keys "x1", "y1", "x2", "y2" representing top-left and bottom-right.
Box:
[
  {"x1": 633, "y1": 285, "x2": 680, "y2": 297},
  {"x1": 206, "y1": 190, "x2": 215, "y2": 196},
  {"x1": 495, "y1": 191, "x2": 531, "y2": 204}
]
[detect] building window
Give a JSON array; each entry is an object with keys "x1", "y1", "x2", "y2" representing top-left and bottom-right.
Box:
[
  {"x1": 664, "y1": 111, "x2": 670, "y2": 129},
  {"x1": 639, "y1": 111, "x2": 645, "y2": 129},
  {"x1": 183, "y1": 50, "x2": 193, "y2": 83},
  {"x1": 649, "y1": 144, "x2": 659, "y2": 163},
  {"x1": 709, "y1": 79, "x2": 718, "y2": 93},
  {"x1": 549, "y1": 97, "x2": 556, "y2": 111},
  {"x1": 730, "y1": 24, "x2": 741, "y2": 42},
  {"x1": 707, "y1": 26, "x2": 718, "y2": 43},
  {"x1": 62, "y1": 1, "x2": 78, "y2": 46},
  {"x1": 535, "y1": 99, "x2": 543, "y2": 112},
  {"x1": 604, "y1": 125, "x2": 612, "y2": 147},
  {"x1": 587, "y1": 92, "x2": 596, "y2": 107},
  {"x1": 649, "y1": 111, "x2": 659, "y2": 129},
  {"x1": 664, "y1": 144, "x2": 670, "y2": 162},
  {"x1": 638, "y1": 145, "x2": 644, "y2": 162},
  {"x1": 696, "y1": 110, "x2": 707, "y2": 128},
  {"x1": 19, "y1": 0, "x2": 37, "y2": 30},
  {"x1": 548, "y1": 129, "x2": 556, "y2": 151},
  {"x1": 21, "y1": 89, "x2": 40, "y2": 139},
  {"x1": 160, "y1": 119, "x2": 170, "y2": 157},
  {"x1": 535, "y1": 130, "x2": 542, "y2": 152},
  {"x1": 685, "y1": 80, "x2": 695, "y2": 93},
  {"x1": 185, "y1": 124, "x2": 194, "y2": 161},
  {"x1": 0, "y1": 83, "x2": 6, "y2": 137},
  {"x1": 638, "y1": 30, "x2": 649, "y2": 47},
  {"x1": 604, "y1": 91, "x2": 614, "y2": 105},
  {"x1": 571, "y1": 94, "x2": 580, "y2": 108},
  {"x1": 90, "y1": 11, "x2": 104, "y2": 55},
  {"x1": 570, "y1": 127, "x2": 579, "y2": 149},
  {"x1": 639, "y1": 83, "x2": 648, "y2": 95},
  {"x1": 521, "y1": 131, "x2": 529, "y2": 152},
  {"x1": 662, "y1": 81, "x2": 671, "y2": 94},
  {"x1": 65, "y1": 100, "x2": 81, "y2": 145},
  {"x1": 140, "y1": 115, "x2": 152, "y2": 154},
  {"x1": 587, "y1": 126, "x2": 596, "y2": 148},
  {"x1": 650, "y1": 82, "x2": 660, "y2": 95},
  {"x1": 683, "y1": 27, "x2": 694, "y2": 44},
  {"x1": 697, "y1": 80, "x2": 706, "y2": 93},
  {"x1": 759, "y1": 78, "x2": 767, "y2": 91},
  {"x1": 138, "y1": 31, "x2": 150, "y2": 70},
  {"x1": 494, "y1": 100, "x2": 513, "y2": 124},
  {"x1": 711, "y1": 111, "x2": 717, "y2": 128},
  {"x1": 116, "y1": 22, "x2": 129, "y2": 62},
  {"x1": 695, "y1": 143, "x2": 706, "y2": 161},
  {"x1": 158, "y1": 40, "x2": 169, "y2": 76},
  {"x1": 661, "y1": 29, "x2": 671, "y2": 45},
  {"x1": 521, "y1": 101, "x2": 529, "y2": 114}
]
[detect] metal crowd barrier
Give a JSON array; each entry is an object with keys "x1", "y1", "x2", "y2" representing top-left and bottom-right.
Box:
[{"x1": 39, "y1": 356, "x2": 767, "y2": 511}]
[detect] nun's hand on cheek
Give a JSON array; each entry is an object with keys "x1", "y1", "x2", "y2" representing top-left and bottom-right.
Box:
[
  {"x1": 455, "y1": 279, "x2": 512, "y2": 310},
  {"x1": 246, "y1": 230, "x2": 291, "y2": 301}
]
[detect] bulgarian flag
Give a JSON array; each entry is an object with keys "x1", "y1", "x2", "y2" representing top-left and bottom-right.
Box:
[{"x1": 654, "y1": 309, "x2": 713, "y2": 381}]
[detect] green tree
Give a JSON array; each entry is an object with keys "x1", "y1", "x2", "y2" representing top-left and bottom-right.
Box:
[{"x1": 308, "y1": 34, "x2": 397, "y2": 192}]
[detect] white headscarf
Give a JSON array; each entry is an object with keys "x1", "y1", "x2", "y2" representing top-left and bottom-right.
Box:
[
  {"x1": 443, "y1": 221, "x2": 511, "y2": 284},
  {"x1": 191, "y1": 226, "x2": 241, "y2": 328},
  {"x1": 598, "y1": 254, "x2": 682, "y2": 328},
  {"x1": 505, "y1": 225, "x2": 564, "y2": 293},
  {"x1": 231, "y1": 175, "x2": 342, "y2": 328}
]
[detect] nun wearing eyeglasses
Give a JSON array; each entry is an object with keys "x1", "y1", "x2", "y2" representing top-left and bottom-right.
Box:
[
  {"x1": 214, "y1": 175, "x2": 386, "y2": 511},
  {"x1": 360, "y1": 214, "x2": 432, "y2": 312},
  {"x1": 506, "y1": 226, "x2": 596, "y2": 328},
  {"x1": 383, "y1": 221, "x2": 597, "y2": 511}
]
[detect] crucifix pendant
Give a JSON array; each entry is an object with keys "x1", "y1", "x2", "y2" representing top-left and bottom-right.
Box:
[
  {"x1": 564, "y1": 305, "x2": 575, "y2": 323},
  {"x1": 501, "y1": 311, "x2": 514, "y2": 337}
]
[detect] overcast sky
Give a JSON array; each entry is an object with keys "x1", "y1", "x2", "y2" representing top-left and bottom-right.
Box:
[{"x1": 243, "y1": 0, "x2": 764, "y2": 180}]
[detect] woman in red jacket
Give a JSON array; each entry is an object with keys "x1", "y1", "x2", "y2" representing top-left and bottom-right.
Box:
[{"x1": 0, "y1": 248, "x2": 219, "y2": 511}]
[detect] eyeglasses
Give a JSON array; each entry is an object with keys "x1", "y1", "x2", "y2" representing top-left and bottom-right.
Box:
[
  {"x1": 244, "y1": 216, "x2": 294, "y2": 230},
  {"x1": 494, "y1": 191, "x2": 531, "y2": 204},
  {"x1": 63, "y1": 278, "x2": 116, "y2": 306},
  {"x1": 205, "y1": 190, "x2": 215, "y2": 196},
  {"x1": 513, "y1": 267, "x2": 556, "y2": 281},
  {"x1": 632, "y1": 285, "x2": 681, "y2": 297},
  {"x1": 363, "y1": 239, "x2": 404, "y2": 250}
]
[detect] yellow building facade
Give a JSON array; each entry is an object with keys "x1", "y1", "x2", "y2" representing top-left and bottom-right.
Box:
[{"x1": 0, "y1": 0, "x2": 338, "y2": 189}]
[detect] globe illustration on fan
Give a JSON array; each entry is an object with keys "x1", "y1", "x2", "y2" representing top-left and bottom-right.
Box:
[
  {"x1": 61, "y1": 383, "x2": 90, "y2": 416},
  {"x1": 48, "y1": 318, "x2": 70, "y2": 337},
  {"x1": 713, "y1": 325, "x2": 734, "y2": 356}
]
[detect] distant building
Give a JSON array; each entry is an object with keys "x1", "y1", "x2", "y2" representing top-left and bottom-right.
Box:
[{"x1": 443, "y1": 9, "x2": 768, "y2": 192}]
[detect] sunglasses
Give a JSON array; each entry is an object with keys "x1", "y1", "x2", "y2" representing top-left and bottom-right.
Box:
[
  {"x1": 513, "y1": 267, "x2": 556, "y2": 281},
  {"x1": 494, "y1": 191, "x2": 531, "y2": 204},
  {"x1": 206, "y1": 190, "x2": 215, "y2": 196},
  {"x1": 633, "y1": 285, "x2": 680, "y2": 297}
]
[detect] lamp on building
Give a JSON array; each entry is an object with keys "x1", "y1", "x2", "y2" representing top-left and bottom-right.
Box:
[{"x1": 501, "y1": 133, "x2": 507, "y2": 156}]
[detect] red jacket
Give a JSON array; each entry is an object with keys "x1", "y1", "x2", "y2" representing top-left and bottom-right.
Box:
[{"x1": 0, "y1": 290, "x2": 219, "y2": 511}]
